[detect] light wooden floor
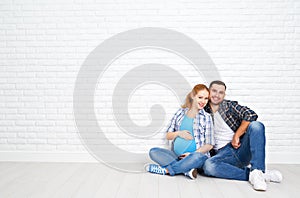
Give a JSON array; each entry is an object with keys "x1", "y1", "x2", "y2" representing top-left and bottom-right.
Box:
[{"x1": 0, "y1": 162, "x2": 299, "y2": 198}]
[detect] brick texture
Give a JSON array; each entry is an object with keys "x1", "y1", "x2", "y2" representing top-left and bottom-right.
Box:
[{"x1": 0, "y1": 0, "x2": 299, "y2": 163}]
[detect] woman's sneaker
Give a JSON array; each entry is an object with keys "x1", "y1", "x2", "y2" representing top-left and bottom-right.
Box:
[
  {"x1": 144, "y1": 164, "x2": 167, "y2": 175},
  {"x1": 184, "y1": 169, "x2": 198, "y2": 180}
]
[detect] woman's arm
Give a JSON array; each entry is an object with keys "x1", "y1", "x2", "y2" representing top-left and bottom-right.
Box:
[
  {"x1": 180, "y1": 144, "x2": 213, "y2": 159},
  {"x1": 166, "y1": 131, "x2": 179, "y2": 140},
  {"x1": 196, "y1": 144, "x2": 213, "y2": 154},
  {"x1": 166, "y1": 130, "x2": 193, "y2": 140}
]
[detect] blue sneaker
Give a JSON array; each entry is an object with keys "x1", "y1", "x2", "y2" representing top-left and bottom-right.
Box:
[{"x1": 144, "y1": 164, "x2": 167, "y2": 175}]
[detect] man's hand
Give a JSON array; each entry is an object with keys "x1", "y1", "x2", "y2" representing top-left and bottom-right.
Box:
[
  {"x1": 231, "y1": 134, "x2": 241, "y2": 149},
  {"x1": 231, "y1": 120, "x2": 249, "y2": 149},
  {"x1": 178, "y1": 130, "x2": 193, "y2": 140}
]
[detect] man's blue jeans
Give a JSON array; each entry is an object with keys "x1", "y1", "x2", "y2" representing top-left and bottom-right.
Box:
[
  {"x1": 203, "y1": 121, "x2": 266, "y2": 181},
  {"x1": 149, "y1": 147, "x2": 208, "y2": 176}
]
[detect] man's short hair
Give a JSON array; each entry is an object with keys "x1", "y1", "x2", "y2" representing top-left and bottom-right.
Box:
[{"x1": 209, "y1": 80, "x2": 227, "y2": 90}]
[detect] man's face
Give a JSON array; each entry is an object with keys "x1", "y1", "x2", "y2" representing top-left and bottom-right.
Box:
[{"x1": 209, "y1": 84, "x2": 226, "y2": 105}]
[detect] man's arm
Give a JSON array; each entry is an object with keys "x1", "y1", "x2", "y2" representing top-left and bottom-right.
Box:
[
  {"x1": 231, "y1": 101, "x2": 258, "y2": 122},
  {"x1": 231, "y1": 120, "x2": 250, "y2": 149},
  {"x1": 228, "y1": 101, "x2": 257, "y2": 149}
]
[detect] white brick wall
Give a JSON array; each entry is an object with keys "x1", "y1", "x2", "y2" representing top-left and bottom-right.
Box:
[{"x1": 0, "y1": 0, "x2": 299, "y2": 163}]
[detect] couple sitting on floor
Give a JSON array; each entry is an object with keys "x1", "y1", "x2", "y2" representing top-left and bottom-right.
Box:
[{"x1": 145, "y1": 80, "x2": 282, "y2": 191}]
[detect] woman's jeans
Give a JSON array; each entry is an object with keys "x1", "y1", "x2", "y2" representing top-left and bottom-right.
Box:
[
  {"x1": 149, "y1": 147, "x2": 208, "y2": 176},
  {"x1": 203, "y1": 121, "x2": 266, "y2": 181}
]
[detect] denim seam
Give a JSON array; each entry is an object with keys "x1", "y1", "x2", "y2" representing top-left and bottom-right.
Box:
[{"x1": 229, "y1": 147, "x2": 245, "y2": 168}]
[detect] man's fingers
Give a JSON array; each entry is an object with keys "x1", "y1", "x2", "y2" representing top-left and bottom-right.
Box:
[{"x1": 232, "y1": 143, "x2": 241, "y2": 149}]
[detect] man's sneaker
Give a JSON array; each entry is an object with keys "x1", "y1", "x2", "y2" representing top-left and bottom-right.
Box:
[
  {"x1": 264, "y1": 169, "x2": 283, "y2": 183},
  {"x1": 184, "y1": 168, "x2": 198, "y2": 180},
  {"x1": 144, "y1": 164, "x2": 167, "y2": 175},
  {"x1": 249, "y1": 169, "x2": 267, "y2": 191}
]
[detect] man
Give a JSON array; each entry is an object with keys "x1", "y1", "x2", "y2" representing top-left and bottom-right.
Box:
[{"x1": 203, "y1": 80, "x2": 282, "y2": 191}]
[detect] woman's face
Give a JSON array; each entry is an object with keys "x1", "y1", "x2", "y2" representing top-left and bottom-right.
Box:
[{"x1": 191, "y1": 89, "x2": 209, "y2": 110}]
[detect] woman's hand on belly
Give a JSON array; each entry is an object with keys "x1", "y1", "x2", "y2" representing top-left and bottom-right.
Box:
[{"x1": 178, "y1": 130, "x2": 193, "y2": 140}]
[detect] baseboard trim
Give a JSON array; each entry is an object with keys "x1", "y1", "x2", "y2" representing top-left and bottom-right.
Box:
[
  {"x1": 266, "y1": 152, "x2": 300, "y2": 164},
  {"x1": 0, "y1": 151, "x2": 299, "y2": 164},
  {"x1": 0, "y1": 151, "x2": 98, "y2": 163}
]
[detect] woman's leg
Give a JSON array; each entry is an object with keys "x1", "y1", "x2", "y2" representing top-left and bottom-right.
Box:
[
  {"x1": 149, "y1": 147, "x2": 178, "y2": 167},
  {"x1": 166, "y1": 152, "x2": 208, "y2": 176}
]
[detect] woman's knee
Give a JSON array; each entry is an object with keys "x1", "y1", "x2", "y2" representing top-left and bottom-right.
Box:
[{"x1": 149, "y1": 147, "x2": 160, "y2": 159}]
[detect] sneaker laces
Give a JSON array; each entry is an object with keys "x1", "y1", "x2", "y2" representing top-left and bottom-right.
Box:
[{"x1": 148, "y1": 164, "x2": 166, "y2": 175}]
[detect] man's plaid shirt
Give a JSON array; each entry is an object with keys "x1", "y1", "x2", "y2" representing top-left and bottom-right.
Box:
[{"x1": 205, "y1": 99, "x2": 258, "y2": 132}]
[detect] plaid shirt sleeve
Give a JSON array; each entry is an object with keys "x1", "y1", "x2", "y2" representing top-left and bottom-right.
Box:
[
  {"x1": 230, "y1": 101, "x2": 258, "y2": 122},
  {"x1": 165, "y1": 108, "x2": 185, "y2": 132},
  {"x1": 204, "y1": 113, "x2": 215, "y2": 146}
]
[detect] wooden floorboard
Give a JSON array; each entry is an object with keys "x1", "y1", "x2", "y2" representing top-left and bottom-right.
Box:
[
  {"x1": 72, "y1": 164, "x2": 110, "y2": 198},
  {"x1": 0, "y1": 162, "x2": 299, "y2": 198},
  {"x1": 158, "y1": 174, "x2": 180, "y2": 198},
  {"x1": 136, "y1": 172, "x2": 159, "y2": 198}
]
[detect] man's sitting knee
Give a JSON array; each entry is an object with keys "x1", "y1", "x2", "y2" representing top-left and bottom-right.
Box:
[
  {"x1": 249, "y1": 121, "x2": 265, "y2": 132},
  {"x1": 203, "y1": 159, "x2": 216, "y2": 176}
]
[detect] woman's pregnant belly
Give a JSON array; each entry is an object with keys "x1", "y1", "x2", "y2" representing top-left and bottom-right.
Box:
[{"x1": 173, "y1": 137, "x2": 196, "y2": 156}]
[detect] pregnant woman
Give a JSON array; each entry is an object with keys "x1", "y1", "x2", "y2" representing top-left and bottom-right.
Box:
[{"x1": 145, "y1": 84, "x2": 215, "y2": 179}]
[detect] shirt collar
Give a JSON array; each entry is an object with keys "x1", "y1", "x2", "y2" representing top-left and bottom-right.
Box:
[{"x1": 183, "y1": 108, "x2": 205, "y2": 115}]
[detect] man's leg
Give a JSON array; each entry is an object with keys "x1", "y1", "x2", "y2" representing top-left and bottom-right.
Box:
[
  {"x1": 203, "y1": 121, "x2": 265, "y2": 180},
  {"x1": 242, "y1": 121, "x2": 282, "y2": 184},
  {"x1": 203, "y1": 144, "x2": 250, "y2": 181},
  {"x1": 243, "y1": 121, "x2": 265, "y2": 171},
  {"x1": 238, "y1": 121, "x2": 267, "y2": 190}
]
